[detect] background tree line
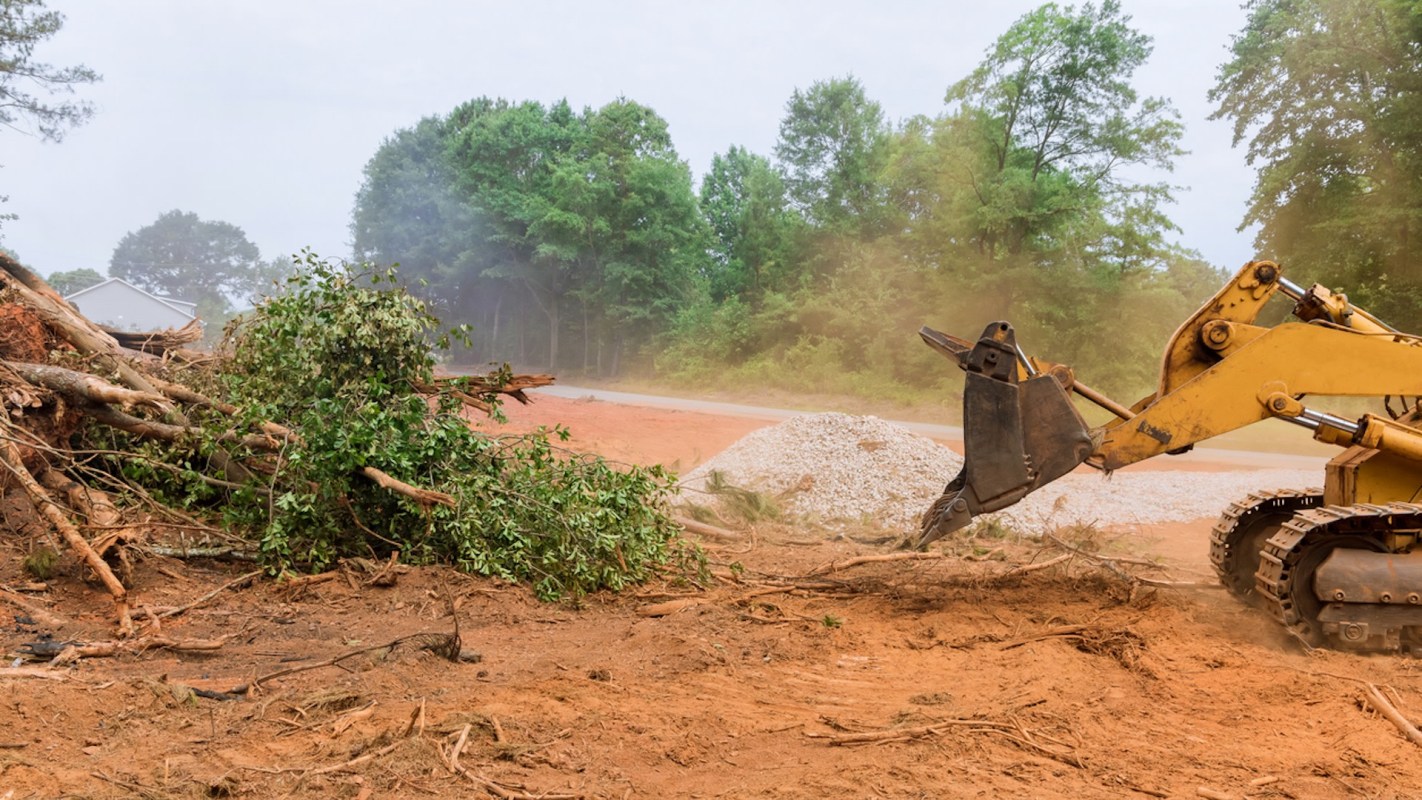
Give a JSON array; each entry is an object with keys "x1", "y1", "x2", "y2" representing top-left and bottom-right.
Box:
[
  {"x1": 352, "y1": 0, "x2": 1222, "y2": 402},
  {"x1": 67, "y1": 0, "x2": 1422, "y2": 408}
]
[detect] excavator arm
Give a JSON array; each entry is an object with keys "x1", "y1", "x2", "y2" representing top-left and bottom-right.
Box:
[{"x1": 917, "y1": 261, "x2": 1422, "y2": 549}]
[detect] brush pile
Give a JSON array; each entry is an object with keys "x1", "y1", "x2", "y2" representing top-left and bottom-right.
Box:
[{"x1": 0, "y1": 252, "x2": 682, "y2": 637}]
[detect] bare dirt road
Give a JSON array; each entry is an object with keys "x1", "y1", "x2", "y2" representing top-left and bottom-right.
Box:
[{"x1": 4, "y1": 388, "x2": 1422, "y2": 799}]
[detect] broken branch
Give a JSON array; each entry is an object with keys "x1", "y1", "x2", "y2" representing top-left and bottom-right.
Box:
[{"x1": 1364, "y1": 683, "x2": 1422, "y2": 746}]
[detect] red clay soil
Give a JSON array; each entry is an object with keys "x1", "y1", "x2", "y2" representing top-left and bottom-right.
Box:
[{"x1": 4, "y1": 394, "x2": 1422, "y2": 799}]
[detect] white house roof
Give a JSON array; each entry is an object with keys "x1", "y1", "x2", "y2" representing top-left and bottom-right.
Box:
[{"x1": 65, "y1": 277, "x2": 196, "y2": 319}]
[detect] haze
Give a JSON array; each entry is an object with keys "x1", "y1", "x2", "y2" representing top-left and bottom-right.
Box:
[{"x1": 2, "y1": 0, "x2": 1254, "y2": 275}]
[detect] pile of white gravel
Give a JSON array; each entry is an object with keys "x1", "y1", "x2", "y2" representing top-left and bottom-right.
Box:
[
  {"x1": 678, "y1": 412, "x2": 1320, "y2": 534},
  {"x1": 680, "y1": 413, "x2": 963, "y2": 531}
]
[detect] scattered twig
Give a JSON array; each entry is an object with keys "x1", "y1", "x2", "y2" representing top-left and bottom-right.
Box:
[
  {"x1": 1363, "y1": 683, "x2": 1422, "y2": 746},
  {"x1": 224, "y1": 631, "x2": 461, "y2": 696},
  {"x1": 147, "y1": 545, "x2": 260, "y2": 561},
  {"x1": 804, "y1": 716, "x2": 1082, "y2": 767},
  {"x1": 999, "y1": 625, "x2": 1091, "y2": 650},
  {"x1": 307, "y1": 738, "x2": 404, "y2": 776},
  {"x1": 50, "y1": 635, "x2": 233, "y2": 665},
  {"x1": 90, "y1": 771, "x2": 163, "y2": 796},
  {"x1": 806, "y1": 551, "x2": 947, "y2": 576},
  {"x1": 1042, "y1": 532, "x2": 1218, "y2": 589},
  {"x1": 140, "y1": 569, "x2": 263, "y2": 623},
  {"x1": 805, "y1": 718, "x2": 1014, "y2": 745},
  {"x1": 0, "y1": 585, "x2": 68, "y2": 628},
  {"x1": 1000, "y1": 552, "x2": 1072, "y2": 578},
  {"x1": 673, "y1": 515, "x2": 744, "y2": 541},
  {"x1": 0, "y1": 426, "x2": 132, "y2": 635},
  {"x1": 0, "y1": 666, "x2": 69, "y2": 681}
]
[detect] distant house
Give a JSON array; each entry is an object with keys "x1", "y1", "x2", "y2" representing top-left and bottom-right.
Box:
[{"x1": 64, "y1": 278, "x2": 199, "y2": 331}]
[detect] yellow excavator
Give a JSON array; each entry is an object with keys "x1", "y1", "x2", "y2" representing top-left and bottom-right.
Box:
[{"x1": 917, "y1": 260, "x2": 1422, "y2": 652}]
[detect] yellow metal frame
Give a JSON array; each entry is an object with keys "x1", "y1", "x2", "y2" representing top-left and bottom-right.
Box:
[{"x1": 1095, "y1": 322, "x2": 1422, "y2": 469}]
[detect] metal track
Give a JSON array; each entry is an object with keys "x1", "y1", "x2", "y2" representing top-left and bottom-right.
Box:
[
  {"x1": 1208, "y1": 488, "x2": 1322, "y2": 596},
  {"x1": 1255, "y1": 502, "x2": 1422, "y2": 649}
]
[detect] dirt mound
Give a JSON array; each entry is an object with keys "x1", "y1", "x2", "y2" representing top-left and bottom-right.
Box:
[{"x1": 679, "y1": 412, "x2": 962, "y2": 531}]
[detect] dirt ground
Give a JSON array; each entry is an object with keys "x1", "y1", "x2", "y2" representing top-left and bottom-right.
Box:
[{"x1": 5, "y1": 392, "x2": 1422, "y2": 799}]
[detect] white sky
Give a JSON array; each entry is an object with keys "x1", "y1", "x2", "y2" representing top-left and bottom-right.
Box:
[{"x1": 3, "y1": 0, "x2": 1257, "y2": 276}]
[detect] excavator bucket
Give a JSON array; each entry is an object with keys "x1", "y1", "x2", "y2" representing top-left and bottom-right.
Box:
[{"x1": 912, "y1": 322, "x2": 1096, "y2": 549}]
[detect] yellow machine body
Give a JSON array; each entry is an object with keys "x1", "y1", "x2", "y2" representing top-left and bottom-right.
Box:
[{"x1": 920, "y1": 261, "x2": 1422, "y2": 651}]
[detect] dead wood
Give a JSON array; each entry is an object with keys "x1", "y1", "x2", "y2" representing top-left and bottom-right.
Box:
[
  {"x1": 136, "y1": 569, "x2": 263, "y2": 622},
  {"x1": 0, "y1": 666, "x2": 70, "y2": 680},
  {"x1": 442, "y1": 721, "x2": 579, "y2": 800},
  {"x1": 429, "y1": 371, "x2": 556, "y2": 405},
  {"x1": 673, "y1": 515, "x2": 743, "y2": 541},
  {"x1": 104, "y1": 318, "x2": 202, "y2": 355},
  {"x1": 144, "y1": 375, "x2": 299, "y2": 443},
  {"x1": 149, "y1": 544, "x2": 260, "y2": 561},
  {"x1": 998, "y1": 625, "x2": 1092, "y2": 650},
  {"x1": 223, "y1": 630, "x2": 463, "y2": 696},
  {"x1": 0, "y1": 254, "x2": 163, "y2": 401},
  {"x1": 5, "y1": 361, "x2": 170, "y2": 412},
  {"x1": 49, "y1": 634, "x2": 233, "y2": 665},
  {"x1": 359, "y1": 465, "x2": 457, "y2": 508},
  {"x1": 38, "y1": 469, "x2": 143, "y2": 568},
  {"x1": 637, "y1": 585, "x2": 805, "y2": 618},
  {"x1": 0, "y1": 424, "x2": 133, "y2": 636},
  {"x1": 805, "y1": 717, "x2": 1083, "y2": 767},
  {"x1": 90, "y1": 771, "x2": 167, "y2": 797},
  {"x1": 805, "y1": 718, "x2": 1013, "y2": 744},
  {"x1": 0, "y1": 585, "x2": 68, "y2": 627},
  {"x1": 1363, "y1": 683, "x2": 1422, "y2": 747},
  {"x1": 806, "y1": 550, "x2": 947, "y2": 576},
  {"x1": 1000, "y1": 552, "x2": 1073, "y2": 578},
  {"x1": 637, "y1": 597, "x2": 705, "y2": 617},
  {"x1": 82, "y1": 402, "x2": 277, "y2": 452}
]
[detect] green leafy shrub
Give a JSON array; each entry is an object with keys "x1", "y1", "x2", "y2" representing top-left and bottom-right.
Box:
[{"x1": 169, "y1": 252, "x2": 698, "y2": 599}]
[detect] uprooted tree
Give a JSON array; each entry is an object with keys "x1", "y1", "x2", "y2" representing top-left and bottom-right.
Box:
[{"x1": 0, "y1": 250, "x2": 696, "y2": 636}]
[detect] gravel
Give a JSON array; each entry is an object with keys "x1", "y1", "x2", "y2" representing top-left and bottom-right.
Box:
[{"x1": 679, "y1": 412, "x2": 1320, "y2": 534}]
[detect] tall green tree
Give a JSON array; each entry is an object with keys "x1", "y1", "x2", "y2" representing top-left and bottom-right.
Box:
[
  {"x1": 109, "y1": 210, "x2": 264, "y2": 319},
  {"x1": 535, "y1": 99, "x2": 708, "y2": 373},
  {"x1": 699, "y1": 145, "x2": 799, "y2": 301},
  {"x1": 945, "y1": 0, "x2": 1183, "y2": 265},
  {"x1": 0, "y1": 0, "x2": 98, "y2": 142},
  {"x1": 0, "y1": 0, "x2": 100, "y2": 238},
  {"x1": 352, "y1": 96, "x2": 708, "y2": 374},
  {"x1": 774, "y1": 76, "x2": 891, "y2": 234},
  {"x1": 448, "y1": 98, "x2": 585, "y2": 369},
  {"x1": 351, "y1": 115, "x2": 488, "y2": 318},
  {"x1": 1210, "y1": 0, "x2": 1422, "y2": 324},
  {"x1": 351, "y1": 112, "x2": 531, "y2": 361}
]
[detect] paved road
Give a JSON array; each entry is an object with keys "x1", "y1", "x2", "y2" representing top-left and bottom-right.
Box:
[{"x1": 536, "y1": 384, "x2": 1328, "y2": 471}]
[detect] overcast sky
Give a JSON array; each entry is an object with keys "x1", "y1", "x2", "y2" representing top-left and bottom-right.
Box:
[{"x1": 4, "y1": 0, "x2": 1257, "y2": 278}]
